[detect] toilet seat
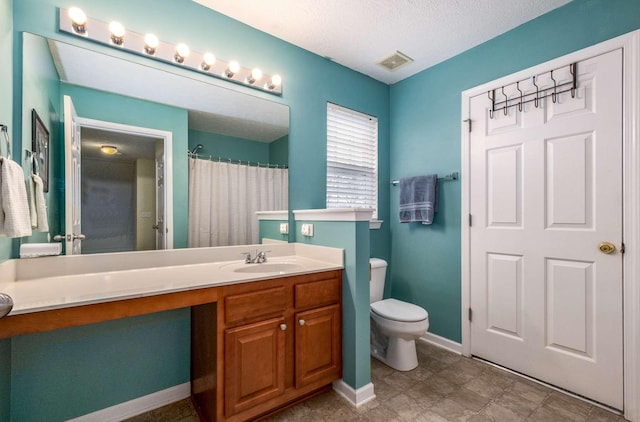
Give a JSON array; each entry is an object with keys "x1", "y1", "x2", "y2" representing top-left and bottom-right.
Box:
[{"x1": 371, "y1": 298, "x2": 428, "y2": 322}]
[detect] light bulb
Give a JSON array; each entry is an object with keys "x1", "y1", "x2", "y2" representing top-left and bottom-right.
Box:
[
  {"x1": 201, "y1": 53, "x2": 216, "y2": 71},
  {"x1": 100, "y1": 145, "x2": 118, "y2": 155},
  {"x1": 246, "y1": 68, "x2": 263, "y2": 84},
  {"x1": 109, "y1": 21, "x2": 125, "y2": 45},
  {"x1": 174, "y1": 43, "x2": 190, "y2": 63},
  {"x1": 225, "y1": 60, "x2": 240, "y2": 78},
  {"x1": 266, "y1": 74, "x2": 282, "y2": 90},
  {"x1": 68, "y1": 7, "x2": 87, "y2": 34},
  {"x1": 144, "y1": 34, "x2": 158, "y2": 55}
]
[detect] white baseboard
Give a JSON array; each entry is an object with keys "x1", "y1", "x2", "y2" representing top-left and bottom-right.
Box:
[
  {"x1": 419, "y1": 332, "x2": 462, "y2": 354},
  {"x1": 67, "y1": 382, "x2": 191, "y2": 422},
  {"x1": 332, "y1": 380, "x2": 376, "y2": 408}
]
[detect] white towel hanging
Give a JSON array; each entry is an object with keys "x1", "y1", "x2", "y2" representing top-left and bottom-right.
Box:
[
  {"x1": 0, "y1": 157, "x2": 32, "y2": 237},
  {"x1": 31, "y1": 174, "x2": 48, "y2": 232}
]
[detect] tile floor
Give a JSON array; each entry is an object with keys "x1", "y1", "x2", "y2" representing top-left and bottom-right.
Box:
[{"x1": 125, "y1": 341, "x2": 627, "y2": 422}]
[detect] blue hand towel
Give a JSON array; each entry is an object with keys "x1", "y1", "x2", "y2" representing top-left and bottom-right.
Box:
[{"x1": 399, "y1": 175, "x2": 438, "y2": 225}]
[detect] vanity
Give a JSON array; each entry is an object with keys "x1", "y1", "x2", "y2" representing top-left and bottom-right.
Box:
[{"x1": 0, "y1": 243, "x2": 343, "y2": 421}]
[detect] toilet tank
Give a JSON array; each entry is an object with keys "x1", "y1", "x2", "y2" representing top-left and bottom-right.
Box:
[{"x1": 370, "y1": 258, "x2": 388, "y2": 303}]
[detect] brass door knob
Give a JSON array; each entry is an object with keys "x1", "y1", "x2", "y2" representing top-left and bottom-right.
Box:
[{"x1": 599, "y1": 242, "x2": 616, "y2": 254}]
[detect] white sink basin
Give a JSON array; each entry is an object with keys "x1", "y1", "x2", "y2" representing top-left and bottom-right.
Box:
[{"x1": 230, "y1": 263, "x2": 305, "y2": 274}]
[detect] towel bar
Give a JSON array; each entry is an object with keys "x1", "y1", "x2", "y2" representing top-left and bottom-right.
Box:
[
  {"x1": 0, "y1": 124, "x2": 10, "y2": 158},
  {"x1": 391, "y1": 172, "x2": 458, "y2": 185}
]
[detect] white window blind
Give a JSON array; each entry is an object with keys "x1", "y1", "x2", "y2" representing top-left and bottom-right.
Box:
[{"x1": 326, "y1": 103, "x2": 378, "y2": 218}]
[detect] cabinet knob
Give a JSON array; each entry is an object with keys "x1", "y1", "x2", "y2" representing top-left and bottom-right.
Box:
[
  {"x1": 299, "y1": 319, "x2": 305, "y2": 326},
  {"x1": 279, "y1": 324, "x2": 287, "y2": 331}
]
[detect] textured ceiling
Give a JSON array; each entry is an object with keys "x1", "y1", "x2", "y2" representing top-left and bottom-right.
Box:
[{"x1": 194, "y1": 0, "x2": 572, "y2": 85}]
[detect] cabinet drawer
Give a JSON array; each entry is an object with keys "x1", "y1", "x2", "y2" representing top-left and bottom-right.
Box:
[
  {"x1": 225, "y1": 286, "x2": 286, "y2": 325},
  {"x1": 294, "y1": 277, "x2": 340, "y2": 309}
]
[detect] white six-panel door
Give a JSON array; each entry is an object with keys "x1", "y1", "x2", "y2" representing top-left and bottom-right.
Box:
[{"x1": 469, "y1": 49, "x2": 623, "y2": 409}]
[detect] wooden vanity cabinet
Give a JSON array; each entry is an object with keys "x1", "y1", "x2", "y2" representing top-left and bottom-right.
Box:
[{"x1": 191, "y1": 269, "x2": 342, "y2": 422}]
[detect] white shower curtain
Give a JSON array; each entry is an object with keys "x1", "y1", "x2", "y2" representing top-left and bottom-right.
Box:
[{"x1": 188, "y1": 157, "x2": 288, "y2": 247}]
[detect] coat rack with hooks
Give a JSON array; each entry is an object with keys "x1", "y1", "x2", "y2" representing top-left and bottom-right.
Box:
[{"x1": 487, "y1": 62, "x2": 577, "y2": 118}]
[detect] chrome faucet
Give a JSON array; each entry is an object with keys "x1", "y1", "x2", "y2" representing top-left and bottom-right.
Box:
[
  {"x1": 241, "y1": 250, "x2": 270, "y2": 264},
  {"x1": 256, "y1": 250, "x2": 269, "y2": 263}
]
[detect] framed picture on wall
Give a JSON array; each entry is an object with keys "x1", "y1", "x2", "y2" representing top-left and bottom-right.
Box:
[{"x1": 31, "y1": 109, "x2": 49, "y2": 192}]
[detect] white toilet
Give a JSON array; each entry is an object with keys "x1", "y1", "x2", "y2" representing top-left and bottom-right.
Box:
[{"x1": 370, "y1": 258, "x2": 429, "y2": 371}]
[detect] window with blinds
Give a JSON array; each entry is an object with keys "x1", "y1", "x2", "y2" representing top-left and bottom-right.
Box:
[{"x1": 326, "y1": 103, "x2": 378, "y2": 218}]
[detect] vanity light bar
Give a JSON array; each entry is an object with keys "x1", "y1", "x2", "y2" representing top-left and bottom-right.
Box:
[{"x1": 58, "y1": 7, "x2": 283, "y2": 95}]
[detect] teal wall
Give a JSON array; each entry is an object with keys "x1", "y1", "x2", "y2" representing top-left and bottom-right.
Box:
[
  {"x1": 0, "y1": 338, "x2": 10, "y2": 422},
  {"x1": 10, "y1": 309, "x2": 190, "y2": 421},
  {"x1": 389, "y1": 0, "x2": 640, "y2": 342},
  {"x1": 296, "y1": 219, "x2": 371, "y2": 389},
  {"x1": 0, "y1": 0, "x2": 13, "y2": 261},
  {"x1": 258, "y1": 220, "x2": 288, "y2": 243},
  {"x1": 19, "y1": 32, "x2": 61, "y2": 246},
  {"x1": 269, "y1": 134, "x2": 289, "y2": 167},
  {"x1": 188, "y1": 129, "x2": 270, "y2": 163},
  {"x1": 60, "y1": 83, "x2": 189, "y2": 249}
]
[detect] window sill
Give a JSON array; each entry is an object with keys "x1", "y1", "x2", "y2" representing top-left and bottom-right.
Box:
[{"x1": 370, "y1": 220, "x2": 383, "y2": 230}]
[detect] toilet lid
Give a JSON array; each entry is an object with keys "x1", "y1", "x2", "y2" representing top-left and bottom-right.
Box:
[{"x1": 371, "y1": 298, "x2": 428, "y2": 322}]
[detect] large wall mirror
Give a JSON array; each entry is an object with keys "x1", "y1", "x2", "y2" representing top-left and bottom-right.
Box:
[{"x1": 21, "y1": 32, "x2": 289, "y2": 255}]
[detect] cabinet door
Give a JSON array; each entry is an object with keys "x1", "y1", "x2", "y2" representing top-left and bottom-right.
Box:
[
  {"x1": 224, "y1": 317, "x2": 286, "y2": 416},
  {"x1": 295, "y1": 304, "x2": 341, "y2": 388}
]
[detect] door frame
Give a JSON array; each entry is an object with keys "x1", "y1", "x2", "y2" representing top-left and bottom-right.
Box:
[
  {"x1": 74, "y1": 117, "x2": 174, "y2": 249},
  {"x1": 461, "y1": 30, "x2": 640, "y2": 421}
]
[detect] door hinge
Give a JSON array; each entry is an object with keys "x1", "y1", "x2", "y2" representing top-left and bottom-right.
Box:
[
  {"x1": 463, "y1": 119, "x2": 472, "y2": 132},
  {"x1": 620, "y1": 242, "x2": 625, "y2": 254},
  {"x1": 468, "y1": 308, "x2": 473, "y2": 322},
  {"x1": 469, "y1": 214, "x2": 472, "y2": 227}
]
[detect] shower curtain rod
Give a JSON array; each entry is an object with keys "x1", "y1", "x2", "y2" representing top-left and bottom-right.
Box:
[{"x1": 188, "y1": 152, "x2": 288, "y2": 169}]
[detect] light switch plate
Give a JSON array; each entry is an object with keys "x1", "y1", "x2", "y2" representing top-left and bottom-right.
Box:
[
  {"x1": 301, "y1": 223, "x2": 314, "y2": 237},
  {"x1": 279, "y1": 223, "x2": 289, "y2": 234}
]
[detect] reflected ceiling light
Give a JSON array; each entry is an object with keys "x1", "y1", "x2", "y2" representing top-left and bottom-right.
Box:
[
  {"x1": 174, "y1": 43, "x2": 190, "y2": 63},
  {"x1": 144, "y1": 33, "x2": 158, "y2": 55},
  {"x1": 246, "y1": 68, "x2": 262, "y2": 84},
  {"x1": 201, "y1": 53, "x2": 215, "y2": 71},
  {"x1": 68, "y1": 7, "x2": 87, "y2": 34},
  {"x1": 265, "y1": 74, "x2": 282, "y2": 90},
  {"x1": 109, "y1": 21, "x2": 125, "y2": 45},
  {"x1": 225, "y1": 60, "x2": 240, "y2": 78},
  {"x1": 100, "y1": 145, "x2": 118, "y2": 155}
]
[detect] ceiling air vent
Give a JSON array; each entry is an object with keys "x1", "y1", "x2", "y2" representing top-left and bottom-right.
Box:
[{"x1": 377, "y1": 51, "x2": 414, "y2": 72}]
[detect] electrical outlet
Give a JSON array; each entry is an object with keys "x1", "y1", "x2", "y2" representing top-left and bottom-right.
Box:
[
  {"x1": 301, "y1": 223, "x2": 314, "y2": 237},
  {"x1": 279, "y1": 223, "x2": 289, "y2": 234}
]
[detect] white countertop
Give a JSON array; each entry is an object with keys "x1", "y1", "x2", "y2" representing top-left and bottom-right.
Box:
[{"x1": 0, "y1": 243, "x2": 343, "y2": 316}]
